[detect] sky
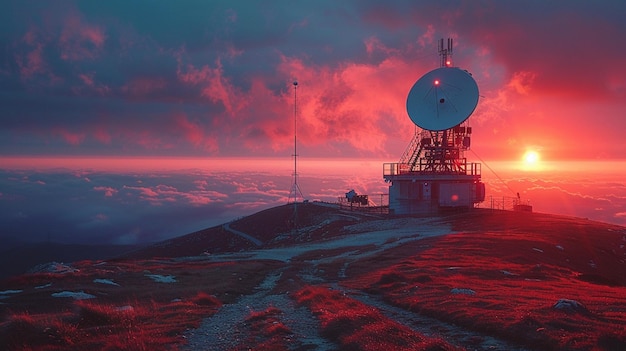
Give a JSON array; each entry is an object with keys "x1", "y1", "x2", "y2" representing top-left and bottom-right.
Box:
[
  {"x1": 2, "y1": 0, "x2": 625, "y2": 160},
  {"x1": 1, "y1": 1, "x2": 626, "y2": 246}
]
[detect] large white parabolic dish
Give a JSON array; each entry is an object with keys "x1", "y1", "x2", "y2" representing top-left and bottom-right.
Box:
[{"x1": 406, "y1": 67, "x2": 479, "y2": 131}]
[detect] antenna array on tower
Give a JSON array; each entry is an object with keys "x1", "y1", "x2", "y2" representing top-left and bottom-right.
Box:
[{"x1": 438, "y1": 38, "x2": 453, "y2": 67}]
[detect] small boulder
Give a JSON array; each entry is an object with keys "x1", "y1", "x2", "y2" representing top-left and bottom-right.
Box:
[
  {"x1": 29, "y1": 262, "x2": 78, "y2": 274},
  {"x1": 450, "y1": 288, "x2": 476, "y2": 295},
  {"x1": 553, "y1": 299, "x2": 589, "y2": 314}
]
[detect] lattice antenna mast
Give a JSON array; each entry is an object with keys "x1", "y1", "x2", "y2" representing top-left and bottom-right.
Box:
[{"x1": 288, "y1": 81, "x2": 304, "y2": 205}]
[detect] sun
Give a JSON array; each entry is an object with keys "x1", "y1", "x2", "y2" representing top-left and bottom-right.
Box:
[
  {"x1": 522, "y1": 150, "x2": 542, "y2": 170},
  {"x1": 524, "y1": 150, "x2": 540, "y2": 164}
]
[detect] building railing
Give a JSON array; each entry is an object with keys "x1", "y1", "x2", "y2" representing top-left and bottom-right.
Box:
[
  {"x1": 383, "y1": 161, "x2": 481, "y2": 177},
  {"x1": 484, "y1": 196, "x2": 532, "y2": 212}
]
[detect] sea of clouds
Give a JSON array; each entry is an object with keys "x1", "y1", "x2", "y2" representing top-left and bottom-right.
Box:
[{"x1": 1, "y1": 159, "x2": 624, "y2": 246}]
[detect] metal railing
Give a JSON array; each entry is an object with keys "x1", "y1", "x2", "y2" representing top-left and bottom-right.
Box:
[
  {"x1": 383, "y1": 161, "x2": 481, "y2": 177},
  {"x1": 485, "y1": 196, "x2": 532, "y2": 211}
]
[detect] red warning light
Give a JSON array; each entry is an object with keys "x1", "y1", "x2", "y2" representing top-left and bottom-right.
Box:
[
  {"x1": 434, "y1": 79, "x2": 440, "y2": 86},
  {"x1": 446, "y1": 60, "x2": 451, "y2": 66}
]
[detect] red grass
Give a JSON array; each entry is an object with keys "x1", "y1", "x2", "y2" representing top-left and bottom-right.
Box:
[
  {"x1": 0, "y1": 258, "x2": 280, "y2": 350},
  {"x1": 2, "y1": 208, "x2": 625, "y2": 350},
  {"x1": 192, "y1": 291, "x2": 222, "y2": 307},
  {"x1": 294, "y1": 285, "x2": 462, "y2": 351},
  {"x1": 1, "y1": 296, "x2": 221, "y2": 350},
  {"x1": 343, "y1": 226, "x2": 626, "y2": 351}
]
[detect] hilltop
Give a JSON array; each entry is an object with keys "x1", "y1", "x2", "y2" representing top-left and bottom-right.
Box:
[{"x1": 1, "y1": 203, "x2": 625, "y2": 350}]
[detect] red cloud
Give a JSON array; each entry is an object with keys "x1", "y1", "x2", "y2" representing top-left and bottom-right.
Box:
[
  {"x1": 93, "y1": 126, "x2": 112, "y2": 144},
  {"x1": 15, "y1": 28, "x2": 54, "y2": 82},
  {"x1": 54, "y1": 128, "x2": 86, "y2": 146},
  {"x1": 93, "y1": 186, "x2": 118, "y2": 197},
  {"x1": 175, "y1": 114, "x2": 204, "y2": 146},
  {"x1": 15, "y1": 42, "x2": 46, "y2": 80},
  {"x1": 417, "y1": 25, "x2": 436, "y2": 48},
  {"x1": 75, "y1": 72, "x2": 110, "y2": 95},
  {"x1": 79, "y1": 73, "x2": 94, "y2": 86},
  {"x1": 174, "y1": 113, "x2": 219, "y2": 153},
  {"x1": 59, "y1": 11, "x2": 106, "y2": 61},
  {"x1": 364, "y1": 37, "x2": 400, "y2": 56},
  {"x1": 506, "y1": 71, "x2": 536, "y2": 96},
  {"x1": 177, "y1": 58, "x2": 245, "y2": 116},
  {"x1": 271, "y1": 54, "x2": 428, "y2": 156},
  {"x1": 122, "y1": 183, "x2": 226, "y2": 207},
  {"x1": 124, "y1": 185, "x2": 159, "y2": 197}
]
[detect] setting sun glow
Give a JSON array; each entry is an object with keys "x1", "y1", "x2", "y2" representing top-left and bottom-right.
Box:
[
  {"x1": 522, "y1": 150, "x2": 541, "y2": 170},
  {"x1": 524, "y1": 150, "x2": 539, "y2": 164}
]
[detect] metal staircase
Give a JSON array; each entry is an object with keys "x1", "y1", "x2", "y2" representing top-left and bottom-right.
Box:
[{"x1": 399, "y1": 129, "x2": 423, "y2": 172}]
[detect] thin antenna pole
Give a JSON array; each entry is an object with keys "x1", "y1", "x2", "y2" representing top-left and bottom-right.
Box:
[
  {"x1": 288, "y1": 81, "x2": 304, "y2": 204},
  {"x1": 288, "y1": 80, "x2": 304, "y2": 231},
  {"x1": 294, "y1": 81, "x2": 298, "y2": 193}
]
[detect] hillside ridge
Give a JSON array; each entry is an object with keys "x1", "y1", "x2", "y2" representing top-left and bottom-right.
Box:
[{"x1": 2, "y1": 204, "x2": 625, "y2": 350}]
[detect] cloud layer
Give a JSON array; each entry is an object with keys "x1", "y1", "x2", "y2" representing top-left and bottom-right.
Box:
[
  {"x1": 0, "y1": 158, "x2": 388, "y2": 245},
  {"x1": 1, "y1": 1, "x2": 625, "y2": 160},
  {"x1": 483, "y1": 161, "x2": 626, "y2": 226},
  {"x1": 1, "y1": 159, "x2": 624, "y2": 245}
]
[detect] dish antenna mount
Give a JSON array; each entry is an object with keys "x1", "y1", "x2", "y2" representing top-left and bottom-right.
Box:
[{"x1": 383, "y1": 38, "x2": 485, "y2": 215}]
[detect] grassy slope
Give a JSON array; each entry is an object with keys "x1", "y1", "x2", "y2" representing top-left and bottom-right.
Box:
[
  {"x1": 342, "y1": 210, "x2": 626, "y2": 350},
  {"x1": 1, "y1": 206, "x2": 625, "y2": 350}
]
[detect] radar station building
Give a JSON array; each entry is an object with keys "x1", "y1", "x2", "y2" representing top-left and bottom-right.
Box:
[{"x1": 384, "y1": 38, "x2": 485, "y2": 215}]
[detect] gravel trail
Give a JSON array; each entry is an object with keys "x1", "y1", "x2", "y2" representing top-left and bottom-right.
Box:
[{"x1": 183, "y1": 270, "x2": 337, "y2": 351}]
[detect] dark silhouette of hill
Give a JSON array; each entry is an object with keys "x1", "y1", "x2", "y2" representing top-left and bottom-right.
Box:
[
  {"x1": 226, "y1": 202, "x2": 363, "y2": 243},
  {"x1": 126, "y1": 202, "x2": 374, "y2": 259},
  {"x1": 127, "y1": 203, "x2": 626, "y2": 289}
]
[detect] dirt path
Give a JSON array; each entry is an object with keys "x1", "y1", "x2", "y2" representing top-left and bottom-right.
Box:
[
  {"x1": 222, "y1": 221, "x2": 263, "y2": 247},
  {"x1": 183, "y1": 270, "x2": 338, "y2": 351}
]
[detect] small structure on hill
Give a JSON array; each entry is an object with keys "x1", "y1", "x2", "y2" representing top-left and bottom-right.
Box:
[
  {"x1": 337, "y1": 190, "x2": 387, "y2": 214},
  {"x1": 345, "y1": 189, "x2": 369, "y2": 206},
  {"x1": 384, "y1": 38, "x2": 485, "y2": 215}
]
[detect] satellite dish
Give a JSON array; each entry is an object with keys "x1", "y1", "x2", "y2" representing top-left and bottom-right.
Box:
[{"x1": 406, "y1": 67, "x2": 479, "y2": 131}]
